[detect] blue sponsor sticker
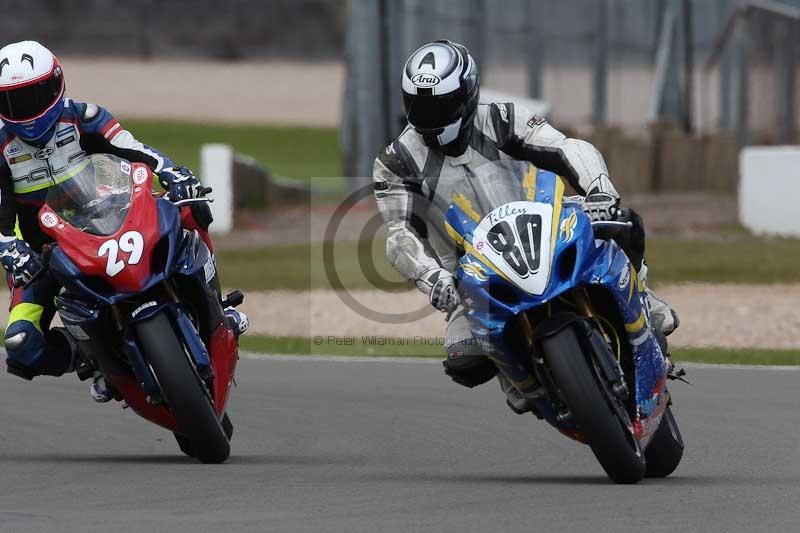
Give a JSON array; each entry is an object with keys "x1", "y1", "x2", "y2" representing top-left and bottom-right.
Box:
[
  {"x1": 5, "y1": 144, "x2": 22, "y2": 156},
  {"x1": 56, "y1": 125, "x2": 75, "y2": 138}
]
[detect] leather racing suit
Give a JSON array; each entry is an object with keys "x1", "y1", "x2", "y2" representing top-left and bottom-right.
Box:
[
  {"x1": 373, "y1": 100, "x2": 661, "y2": 394},
  {"x1": 0, "y1": 98, "x2": 176, "y2": 378}
]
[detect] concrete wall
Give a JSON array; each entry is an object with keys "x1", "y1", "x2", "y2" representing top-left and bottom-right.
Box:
[{"x1": 739, "y1": 146, "x2": 800, "y2": 236}]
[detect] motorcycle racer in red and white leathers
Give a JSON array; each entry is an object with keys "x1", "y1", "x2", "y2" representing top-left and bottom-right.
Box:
[{"x1": 0, "y1": 41, "x2": 248, "y2": 400}]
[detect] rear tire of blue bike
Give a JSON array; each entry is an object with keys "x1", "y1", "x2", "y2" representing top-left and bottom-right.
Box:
[
  {"x1": 137, "y1": 311, "x2": 230, "y2": 464},
  {"x1": 542, "y1": 326, "x2": 645, "y2": 484}
]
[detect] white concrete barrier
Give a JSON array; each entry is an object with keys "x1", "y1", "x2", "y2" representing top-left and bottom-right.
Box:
[
  {"x1": 739, "y1": 146, "x2": 800, "y2": 237},
  {"x1": 200, "y1": 143, "x2": 234, "y2": 235}
]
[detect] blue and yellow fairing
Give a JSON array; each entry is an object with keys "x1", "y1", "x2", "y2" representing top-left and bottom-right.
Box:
[{"x1": 445, "y1": 167, "x2": 669, "y2": 443}]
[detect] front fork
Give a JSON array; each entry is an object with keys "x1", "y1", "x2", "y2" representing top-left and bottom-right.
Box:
[{"x1": 493, "y1": 290, "x2": 627, "y2": 401}]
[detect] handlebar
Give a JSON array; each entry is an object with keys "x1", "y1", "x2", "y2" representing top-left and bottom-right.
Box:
[{"x1": 161, "y1": 185, "x2": 214, "y2": 206}]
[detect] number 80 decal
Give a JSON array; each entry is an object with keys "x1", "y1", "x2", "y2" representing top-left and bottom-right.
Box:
[{"x1": 98, "y1": 231, "x2": 144, "y2": 277}]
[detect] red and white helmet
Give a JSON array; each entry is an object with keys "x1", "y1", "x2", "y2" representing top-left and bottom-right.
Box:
[{"x1": 0, "y1": 41, "x2": 65, "y2": 141}]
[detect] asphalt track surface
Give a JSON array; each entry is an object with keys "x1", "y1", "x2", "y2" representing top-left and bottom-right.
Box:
[{"x1": 1, "y1": 354, "x2": 799, "y2": 533}]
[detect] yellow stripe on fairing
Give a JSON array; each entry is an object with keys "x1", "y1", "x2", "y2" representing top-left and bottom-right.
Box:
[
  {"x1": 549, "y1": 176, "x2": 565, "y2": 256},
  {"x1": 627, "y1": 263, "x2": 636, "y2": 303},
  {"x1": 445, "y1": 221, "x2": 465, "y2": 246},
  {"x1": 13, "y1": 158, "x2": 92, "y2": 194},
  {"x1": 522, "y1": 166, "x2": 538, "y2": 201},
  {"x1": 6, "y1": 303, "x2": 45, "y2": 334},
  {"x1": 624, "y1": 310, "x2": 646, "y2": 333},
  {"x1": 452, "y1": 192, "x2": 481, "y2": 223}
]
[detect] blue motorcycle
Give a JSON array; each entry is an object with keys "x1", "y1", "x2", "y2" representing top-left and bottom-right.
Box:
[{"x1": 445, "y1": 160, "x2": 683, "y2": 484}]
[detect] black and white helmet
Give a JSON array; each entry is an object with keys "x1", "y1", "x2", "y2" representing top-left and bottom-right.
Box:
[{"x1": 402, "y1": 40, "x2": 479, "y2": 153}]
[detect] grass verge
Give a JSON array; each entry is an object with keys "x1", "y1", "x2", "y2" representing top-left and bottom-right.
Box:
[
  {"x1": 122, "y1": 119, "x2": 342, "y2": 184},
  {"x1": 217, "y1": 236, "x2": 800, "y2": 291},
  {"x1": 239, "y1": 335, "x2": 444, "y2": 358},
  {"x1": 645, "y1": 237, "x2": 800, "y2": 284},
  {"x1": 240, "y1": 335, "x2": 800, "y2": 366},
  {"x1": 217, "y1": 240, "x2": 406, "y2": 292}
]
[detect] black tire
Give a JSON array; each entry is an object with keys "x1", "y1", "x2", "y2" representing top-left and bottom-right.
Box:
[
  {"x1": 173, "y1": 432, "x2": 195, "y2": 458},
  {"x1": 541, "y1": 326, "x2": 645, "y2": 484},
  {"x1": 644, "y1": 405, "x2": 684, "y2": 477},
  {"x1": 136, "y1": 311, "x2": 230, "y2": 463}
]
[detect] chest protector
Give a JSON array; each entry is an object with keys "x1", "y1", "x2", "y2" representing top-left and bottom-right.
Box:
[{"x1": 2, "y1": 120, "x2": 87, "y2": 196}]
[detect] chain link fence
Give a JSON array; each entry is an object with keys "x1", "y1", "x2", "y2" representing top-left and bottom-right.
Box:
[{"x1": 341, "y1": 0, "x2": 750, "y2": 182}]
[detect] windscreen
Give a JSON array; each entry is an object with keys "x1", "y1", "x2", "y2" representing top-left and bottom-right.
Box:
[
  {"x1": 450, "y1": 160, "x2": 535, "y2": 221},
  {"x1": 45, "y1": 154, "x2": 134, "y2": 236},
  {"x1": 450, "y1": 160, "x2": 559, "y2": 295}
]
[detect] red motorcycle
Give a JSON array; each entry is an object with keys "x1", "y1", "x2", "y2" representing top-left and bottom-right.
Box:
[{"x1": 33, "y1": 154, "x2": 242, "y2": 463}]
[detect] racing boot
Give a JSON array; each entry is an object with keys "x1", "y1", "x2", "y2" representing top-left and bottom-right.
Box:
[
  {"x1": 647, "y1": 288, "x2": 680, "y2": 337},
  {"x1": 90, "y1": 370, "x2": 113, "y2": 403},
  {"x1": 497, "y1": 373, "x2": 542, "y2": 418},
  {"x1": 638, "y1": 262, "x2": 680, "y2": 337},
  {"x1": 224, "y1": 307, "x2": 249, "y2": 337}
]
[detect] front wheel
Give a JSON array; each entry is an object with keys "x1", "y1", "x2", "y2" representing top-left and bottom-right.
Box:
[
  {"x1": 541, "y1": 325, "x2": 645, "y2": 484},
  {"x1": 136, "y1": 311, "x2": 230, "y2": 463}
]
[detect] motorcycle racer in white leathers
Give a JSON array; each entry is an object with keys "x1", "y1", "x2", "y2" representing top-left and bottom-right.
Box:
[{"x1": 373, "y1": 40, "x2": 678, "y2": 412}]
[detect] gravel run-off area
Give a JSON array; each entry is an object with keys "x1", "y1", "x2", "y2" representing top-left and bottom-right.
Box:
[
  {"x1": 1, "y1": 283, "x2": 796, "y2": 350},
  {"x1": 234, "y1": 283, "x2": 800, "y2": 350}
]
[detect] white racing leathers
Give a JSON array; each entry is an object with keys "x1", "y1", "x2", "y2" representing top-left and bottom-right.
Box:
[{"x1": 374, "y1": 102, "x2": 618, "y2": 356}]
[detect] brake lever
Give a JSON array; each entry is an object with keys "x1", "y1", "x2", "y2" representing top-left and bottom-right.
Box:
[
  {"x1": 173, "y1": 197, "x2": 215, "y2": 207},
  {"x1": 590, "y1": 220, "x2": 633, "y2": 228}
]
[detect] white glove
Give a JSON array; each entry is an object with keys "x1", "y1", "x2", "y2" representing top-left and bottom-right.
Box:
[
  {"x1": 582, "y1": 192, "x2": 620, "y2": 222},
  {"x1": 416, "y1": 268, "x2": 460, "y2": 313}
]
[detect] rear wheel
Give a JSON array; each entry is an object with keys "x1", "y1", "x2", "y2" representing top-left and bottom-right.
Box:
[
  {"x1": 541, "y1": 326, "x2": 645, "y2": 484},
  {"x1": 644, "y1": 405, "x2": 684, "y2": 477},
  {"x1": 136, "y1": 311, "x2": 230, "y2": 463}
]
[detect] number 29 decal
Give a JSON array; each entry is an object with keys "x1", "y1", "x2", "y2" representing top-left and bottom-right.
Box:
[{"x1": 98, "y1": 231, "x2": 144, "y2": 277}]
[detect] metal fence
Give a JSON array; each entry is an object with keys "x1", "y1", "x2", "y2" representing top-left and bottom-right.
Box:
[
  {"x1": 0, "y1": 0, "x2": 345, "y2": 59},
  {"x1": 703, "y1": 0, "x2": 800, "y2": 145},
  {"x1": 341, "y1": 0, "x2": 796, "y2": 181}
]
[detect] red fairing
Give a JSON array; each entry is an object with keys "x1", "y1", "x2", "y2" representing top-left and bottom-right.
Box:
[
  {"x1": 209, "y1": 323, "x2": 238, "y2": 415},
  {"x1": 180, "y1": 207, "x2": 214, "y2": 254},
  {"x1": 37, "y1": 163, "x2": 162, "y2": 293},
  {"x1": 110, "y1": 375, "x2": 179, "y2": 432}
]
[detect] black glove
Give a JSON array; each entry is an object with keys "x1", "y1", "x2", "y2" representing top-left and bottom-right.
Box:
[
  {"x1": 0, "y1": 239, "x2": 41, "y2": 287},
  {"x1": 158, "y1": 166, "x2": 201, "y2": 202},
  {"x1": 582, "y1": 192, "x2": 620, "y2": 222}
]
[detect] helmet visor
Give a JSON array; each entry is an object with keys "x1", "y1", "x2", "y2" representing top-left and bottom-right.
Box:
[
  {"x1": 0, "y1": 74, "x2": 63, "y2": 121},
  {"x1": 404, "y1": 93, "x2": 465, "y2": 131}
]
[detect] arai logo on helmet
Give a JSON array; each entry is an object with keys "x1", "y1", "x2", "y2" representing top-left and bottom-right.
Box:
[
  {"x1": 411, "y1": 73, "x2": 441, "y2": 87},
  {"x1": 40, "y1": 211, "x2": 58, "y2": 229}
]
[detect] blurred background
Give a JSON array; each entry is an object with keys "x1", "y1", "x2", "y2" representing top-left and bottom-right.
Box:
[{"x1": 4, "y1": 0, "x2": 800, "y2": 362}]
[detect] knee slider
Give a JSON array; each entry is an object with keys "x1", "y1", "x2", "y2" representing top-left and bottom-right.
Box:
[
  {"x1": 4, "y1": 323, "x2": 72, "y2": 379},
  {"x1": 443, "y1": 342, "x2": 497, "y2": 388}
]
